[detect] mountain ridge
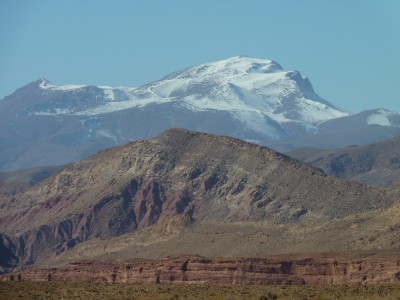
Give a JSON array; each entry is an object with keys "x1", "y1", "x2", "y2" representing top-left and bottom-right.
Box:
[{"x1": 0, "y1": 128, "x2": 396, "y2": 273}]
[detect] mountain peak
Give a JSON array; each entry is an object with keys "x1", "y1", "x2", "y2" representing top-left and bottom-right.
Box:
[
  {"x1": 36, "y1": 79, "x2": 87, "y2": 91},
  {"x1": 37, "y1": 78, "x2": 52, "y2": 88},
  {"x1": 203, "y1": 56, "x2": 284, "y2": 75}
]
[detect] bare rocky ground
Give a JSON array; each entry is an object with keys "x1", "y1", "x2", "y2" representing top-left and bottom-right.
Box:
[{"x1": 2, "y1": 281, "x2": 400, "y2": 300}]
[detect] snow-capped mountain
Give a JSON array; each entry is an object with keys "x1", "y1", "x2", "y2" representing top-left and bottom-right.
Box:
[
  {"x1": 129, "y1": 56, "x2": 348, "y2": 126},
  {"x1": 0, "y1": 56, "x2": 399, "y2": 170},
  {"x1": 31, "y1": 57, "x2": 349, "y2": 137}
]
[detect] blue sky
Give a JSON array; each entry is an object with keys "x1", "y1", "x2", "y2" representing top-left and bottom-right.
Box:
[{"x1": 1, "y1": 0, "x2": 400, "y2": 112}]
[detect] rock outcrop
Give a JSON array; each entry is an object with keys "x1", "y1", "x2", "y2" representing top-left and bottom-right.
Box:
[{"x1": 3, "y1": 256, "x2": 400, "y2": 285}]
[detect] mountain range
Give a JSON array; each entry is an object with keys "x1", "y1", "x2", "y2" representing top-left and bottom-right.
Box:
[{"x1": 1, "y1": 56, "x2": 400, "y2": 171}]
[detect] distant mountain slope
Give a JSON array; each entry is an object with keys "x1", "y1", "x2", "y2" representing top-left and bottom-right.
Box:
[
  {"x1": 289, "y1": 135, "x2": 400, "y2": 187},
  {"x1": 1, "y1": 56, "x2": 400, "y2": 171},
  {"x1": 0, "y1": 129, "x2": 394, "y2": 272},
  {"x1": 271, "y1": 109, "x2": 400, "y2": 152},
  {"x1": 0, "y1": 166, "x2": 63, "y2": 201}
]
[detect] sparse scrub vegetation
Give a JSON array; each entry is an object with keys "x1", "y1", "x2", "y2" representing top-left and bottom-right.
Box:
[{"x1": 1, "y1": 282, "x2": 400, "y2": 300}]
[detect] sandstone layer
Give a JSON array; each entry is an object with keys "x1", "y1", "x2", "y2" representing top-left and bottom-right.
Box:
[{"x1": 3, "y1": 256, "x2": 400, "y2": 285}]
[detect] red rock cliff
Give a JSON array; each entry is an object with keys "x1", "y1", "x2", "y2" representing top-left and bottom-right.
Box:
[{"x1": 3, "y1": 256, "x2": 400, "y2": 285}]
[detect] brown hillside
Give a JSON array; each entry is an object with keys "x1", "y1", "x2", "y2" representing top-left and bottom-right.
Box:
[{"x1": 0, "y1": 128, "x2": 396, "y2": 273}]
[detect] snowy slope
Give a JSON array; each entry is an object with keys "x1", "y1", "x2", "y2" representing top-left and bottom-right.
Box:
[
  {"x1": 38, "y1": 79, "x2": 136, "y2": 100},
  {"x1": 132, "y1": 56, "x2": 348, "y2": 125},
  {"x1": 34, "y1": 79, "x2": 136, "y2": 115},
  {"x1": 366, "y1": 109, "x2": 400, "y2": 127},
  {"x1": 34, "y1": 57, "x2": 349, "y2": 135}
]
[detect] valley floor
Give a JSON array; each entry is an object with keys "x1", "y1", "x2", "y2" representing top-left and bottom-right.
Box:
[{"x1": 1, "y1": 281, "x2": 400, "y2": 300}]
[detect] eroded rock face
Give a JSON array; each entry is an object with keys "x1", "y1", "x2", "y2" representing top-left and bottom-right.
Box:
[{"x1": 3, "y1": 256, "x2": 400, "y2": 285}]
